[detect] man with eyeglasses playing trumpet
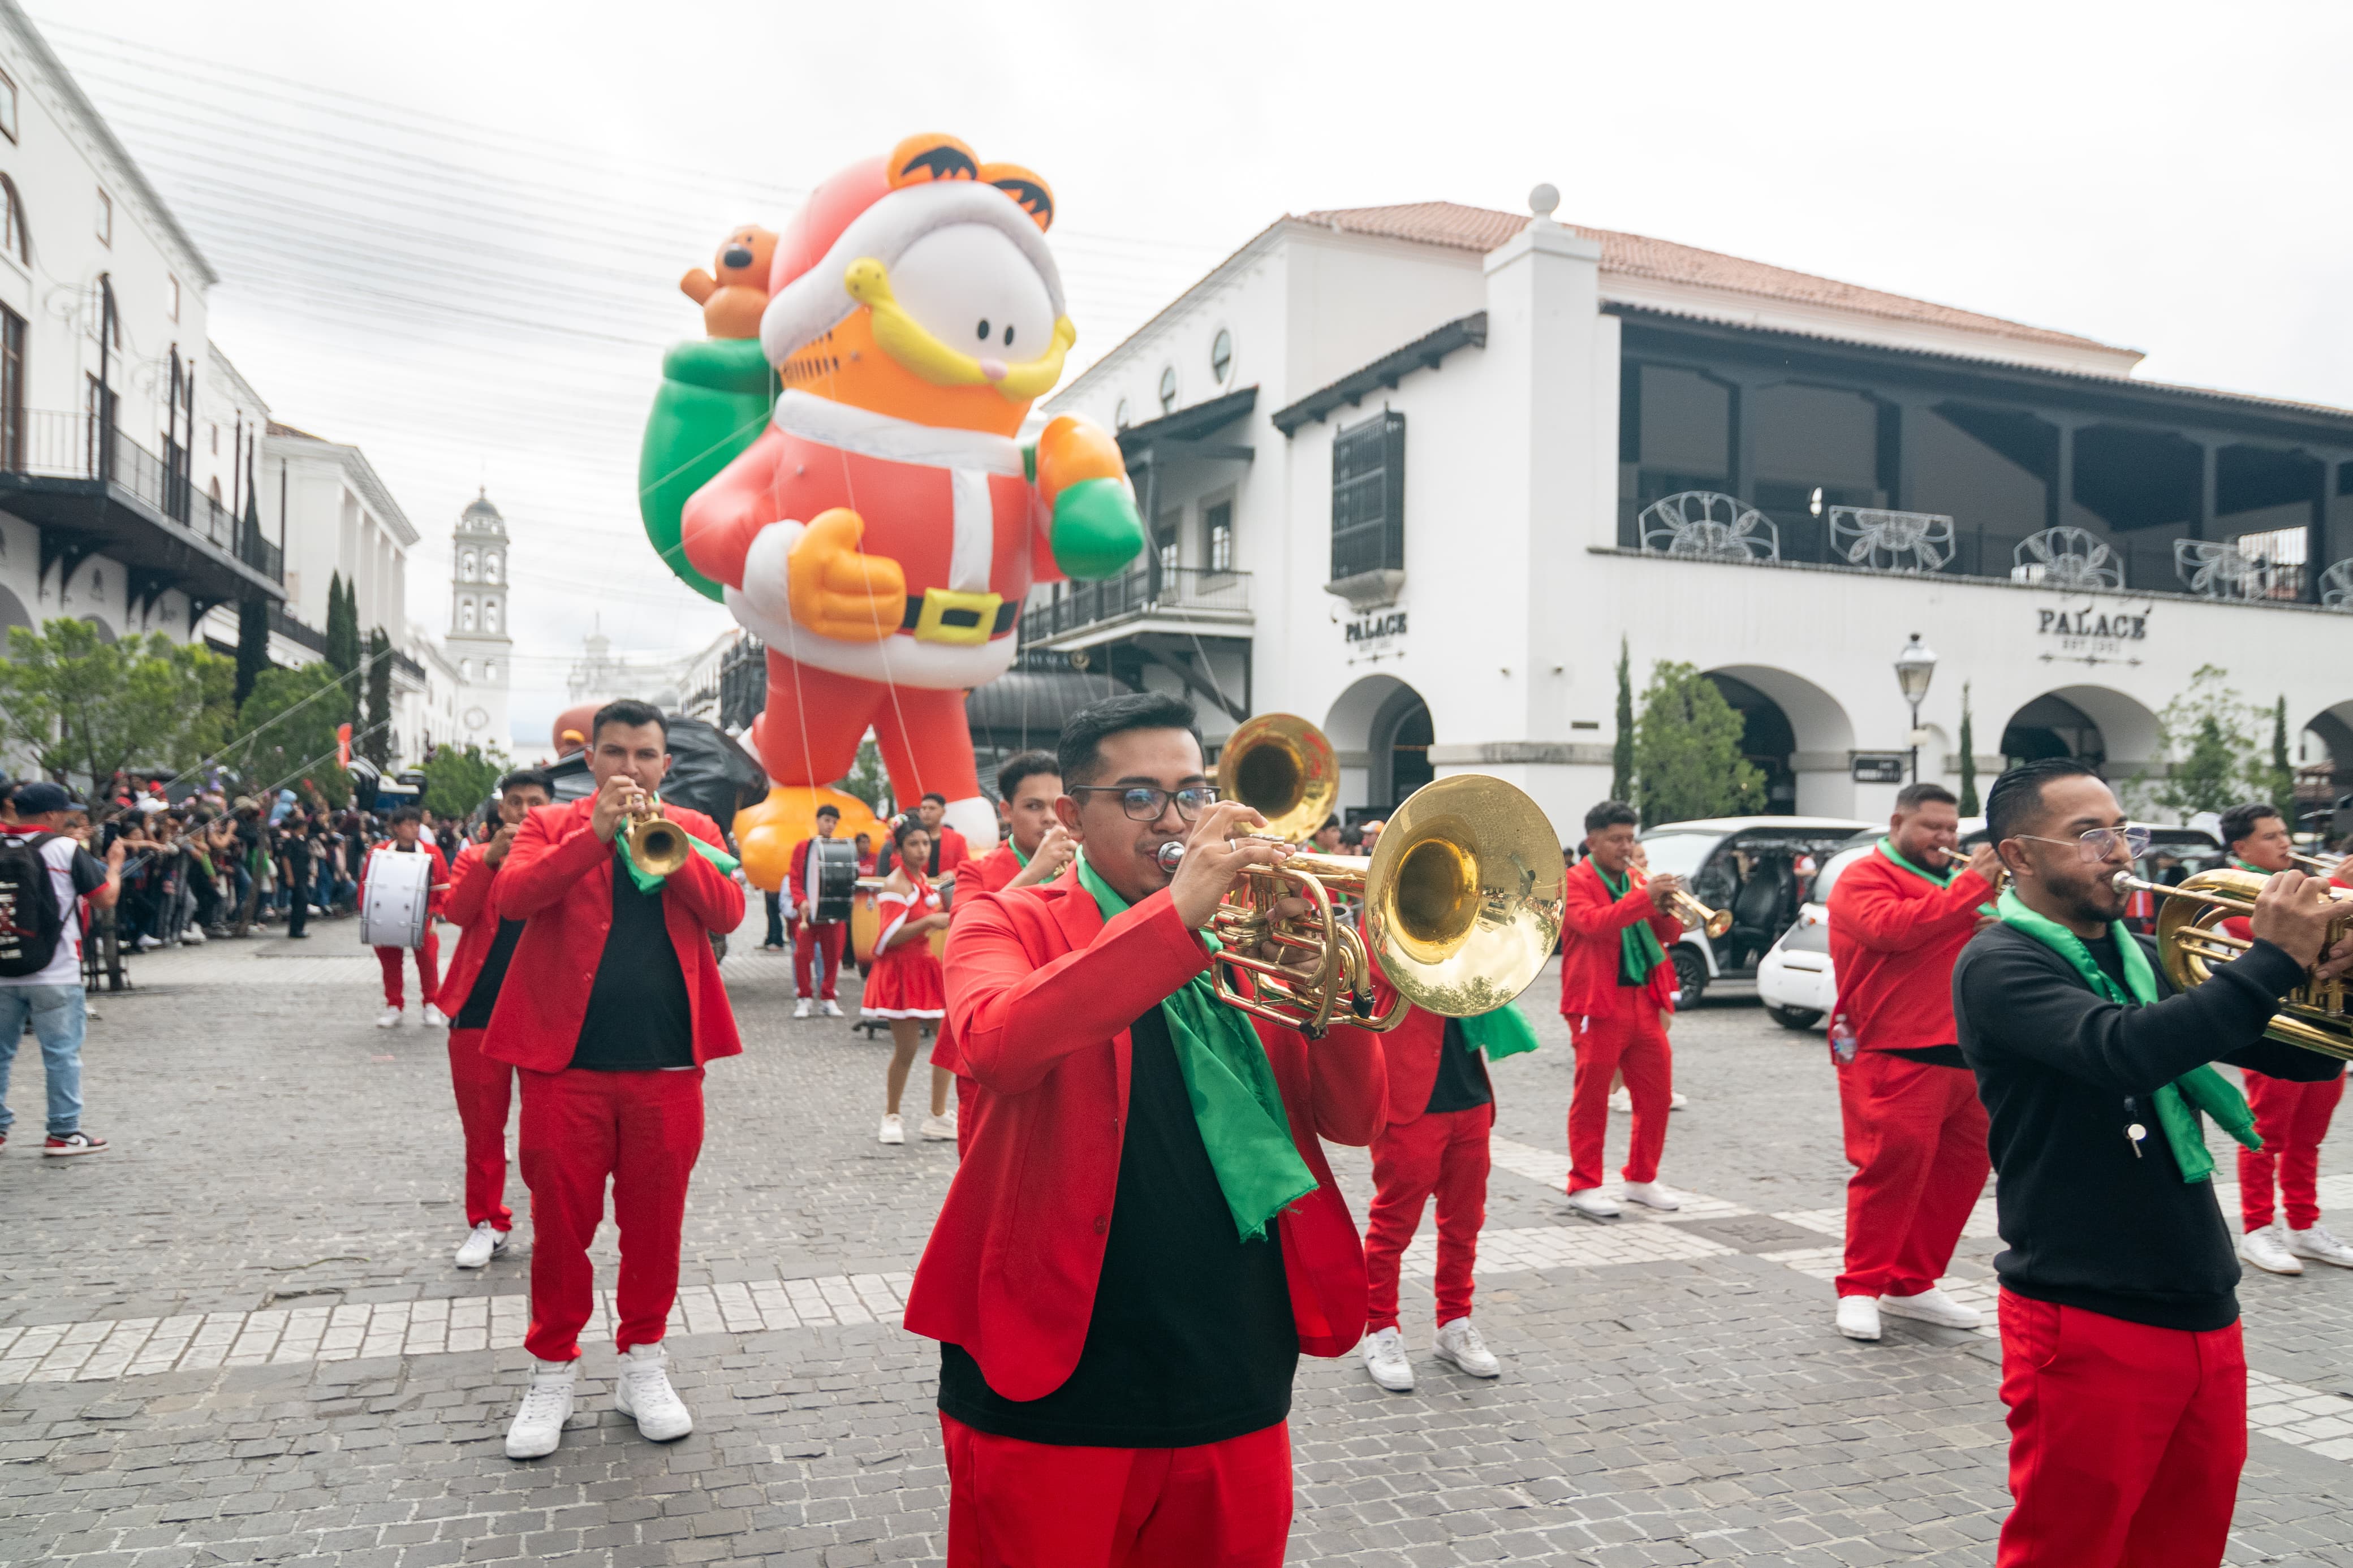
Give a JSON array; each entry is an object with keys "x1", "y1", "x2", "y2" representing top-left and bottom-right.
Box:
[
  {"x1": 906, "y1": 691, "x2": 1385, "y2": 1568},
  {"x1": 2214, "y1": 801, "x2": 2353, "y2": 1275},
  {"x1": 1954, "y1": 759, "x2": 2353, "y2": 1568}
]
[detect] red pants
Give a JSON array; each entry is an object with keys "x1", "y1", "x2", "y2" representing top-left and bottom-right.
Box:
[
  {"x1": 446, "y1": 1028, "x2": 515, "y2": 1232},
  {"x1": 795, "y1": 918, "x2": 846, "y2": 999},
  {"x1": 1364, "y1": 1103, "x2": 1492, "y2": 1332},
  {"x1": 2238, "y1": 1068, "x2": 2346, "y2": 1232},
  {"x1": 1995, "y1": 1291, "x2": 2243, "y2": 1567},
  {"x1": 375, "y1": 930, "x2": 439, "y2": 1009},
  {"x1": 940, "y1": 1413, "x2": 1291, "y2": 1568},
  {"x1": 516, "y1": 1065, "x2": 705, "y2": 1362},
  {"x1": 1567, "y1": 1005, "x2": 1670, "y2": 1190},
  {"x1": 1836, "y1": 1049, "x2": 1990, "y2": 1298}
]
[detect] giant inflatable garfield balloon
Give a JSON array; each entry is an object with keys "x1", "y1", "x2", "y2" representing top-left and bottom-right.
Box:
[{"x1": 640, "y1": 133, "x2": 1143, "y2": 882}]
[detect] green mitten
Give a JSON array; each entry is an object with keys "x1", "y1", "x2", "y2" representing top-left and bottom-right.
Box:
[
  {"x1": 637, "y1": 338, "x2": 775, "y2": 603},
  {"x1": 1050, "y1": 476, "x2": 1146, "y2": 581}
]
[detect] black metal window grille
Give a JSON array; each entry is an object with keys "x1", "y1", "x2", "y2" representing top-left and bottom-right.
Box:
[
  {"x1": 0, "y1": 305, "x2": 22, "y2": 472},
  {"x1": 1331, "y1": 411, "x2": 1404, "y2": 581}
]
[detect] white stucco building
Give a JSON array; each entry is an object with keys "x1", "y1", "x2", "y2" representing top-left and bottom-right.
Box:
[{"x1": 1038, "y1": 193, "x2": 2353, "y2": 832}]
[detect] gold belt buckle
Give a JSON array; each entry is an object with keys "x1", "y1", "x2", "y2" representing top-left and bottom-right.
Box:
[{"x1": 912, "y1": 587, "x2": 1001, "y2": 647}]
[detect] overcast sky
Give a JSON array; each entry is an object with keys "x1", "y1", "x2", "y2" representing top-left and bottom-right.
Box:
[{"x1": 29, "y1": 1, "x2": 2353, "y2": 747}]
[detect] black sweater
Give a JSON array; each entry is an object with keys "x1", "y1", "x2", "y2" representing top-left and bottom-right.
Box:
[{"x1": 1953, "y1": 923, "x2": 2338, "y2": 1331}]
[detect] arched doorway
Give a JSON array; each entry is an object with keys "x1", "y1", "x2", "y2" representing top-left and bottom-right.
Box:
[
  {"x1": 0, "y1": 584, "x2": 30, "y2": 640},
  {"x1": 1703, "y1": 664, "x2": 1857, "y2": 816},
  {"x1": 80, "y1": 615, "x2": 115, "y2": 644},
  {"x1": 1324, "y1": 674, "x2": 1432, "y2": 814},
  {"x1": 2000, "y1": 686, "x2": 2159, "y2": 777},
  {"x1": 1374, "y1": 686, "x2": 1433, "y2": 809},
  {"x1": 1704, "y1": 672, "x2": 1799, "y2": 814}
]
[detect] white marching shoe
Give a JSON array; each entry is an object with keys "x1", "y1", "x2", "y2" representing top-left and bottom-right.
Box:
[
  {"x1": 614, "y1": 1344, "x2": 693, "y2": 1442},
  {"x1": 1835, "y1": 1295, "x2": 1882, "y2": 1341},
  {"x1": 919, "y1": 1110, "x2": 958, "y2": 1142},
  {"x1": 2242, "y1": 1224, "x2": 2305, "y2": 1275},
  {"x1": 1878, "y1": 1286, "x2": 1981, "y2": 1329},
  {"x1": 421, "y1": 1004, "x2": 448, "y2": 1028},
  {"x1": 1434, "y1": 1316, "x2": 1501, "y2": 1379},
  {"x1": 792, "y1": 997, "x2": 812, "y2": 1019},
  {"x1": 453, "y1": 1221, "x2": 507, "y2": 1270},
  {"x1": 1566, "y1": 1187, "x2": 1622, "y2": 1219},
  {"x1": 877, "y1": 1113, "x2": 905, "y2": 1146},
  {"x1": 375, "y1": 1006, "x2": 402, "y2": 1029},
  {"x1": 1622, "y1": 1181, "x2": 1683, "y2": 1212},
  {"x1": 2287, "y1": 1223, "x2": 2353, "y2": 1268},
  {"x1": 504, "y1": 1358, "x2": 577, "y2": 1459},
  {"x1": 1360, "y1": 1326, "x2": 1413, "y2": 1391}
]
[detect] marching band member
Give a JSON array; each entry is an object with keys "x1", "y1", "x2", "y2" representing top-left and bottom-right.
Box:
[
  {"x1": 364, "y1": 807, "x2": 450, "y2": 1029},
  {"x1": 1824, "y1": 781, "x2": 2001, "y2": 1341},
  {"x1": 1955, "y1": 759, "x2": 2349, "y2": 1567},
  {"x1": 867, "y1": 816, "x2": 954, "y2": 1144},
  {"x1": 436, "y1": 767, "x2": 554, "y2": 1270},
  {"x1": 786, "y1": 804, "x2": 850, "y2": 1019},
  {"x1": 2217, "y1": 801, "x2": 2353, "y2": 1274},
  {"x1": 906, "y1": 692, "x2": 1384, "y2": 1568},
  {"x1": 915, "y1": 791, "x2": 972, "y2": 880},
  {"x1": 1559, "y1": 800, "x2": 1684, "y2": 1218},
  {"x1": 930, "y1": 751, "x2": 1075, "y2": 1094},
  {"x1": 485, "y1": 699, "x2": 745, "y2": 1461}
]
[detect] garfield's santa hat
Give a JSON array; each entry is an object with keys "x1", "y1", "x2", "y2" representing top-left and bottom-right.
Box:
[{"x1": 760, "y1": 133, "x2": 1063, "y2": 367}]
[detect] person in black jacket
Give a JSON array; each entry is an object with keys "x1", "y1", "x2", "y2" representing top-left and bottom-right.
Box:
[{"x1": 1954, "y1": 758, "x2": 2352, "y2": 1568}]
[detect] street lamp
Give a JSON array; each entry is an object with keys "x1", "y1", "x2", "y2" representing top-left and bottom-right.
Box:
[{"x1": 1894, "y1": 632, "x2": 1938, "y2": 783}]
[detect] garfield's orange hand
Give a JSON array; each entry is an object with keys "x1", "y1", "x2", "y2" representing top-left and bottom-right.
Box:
[{"x1": 787, "y1": 508, "x2": 906, "y2": 642}]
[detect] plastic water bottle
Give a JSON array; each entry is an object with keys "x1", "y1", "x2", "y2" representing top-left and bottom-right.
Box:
[{"x1": 1829, "y1": 1013, "x2": 1859, "y2": 1066}]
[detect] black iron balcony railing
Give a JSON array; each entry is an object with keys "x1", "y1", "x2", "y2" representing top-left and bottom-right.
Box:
[
  {"x1": 11, "y1": 409, "x2": 283, "y2": 584},
  {"x1": 1020, "y1": 565, "x2": 1251, "y2": 645}
]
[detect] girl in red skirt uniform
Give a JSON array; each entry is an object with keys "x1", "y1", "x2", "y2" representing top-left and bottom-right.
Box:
[{"x1": 867, "y1": 817, "x2": 953, "y2": 1145}]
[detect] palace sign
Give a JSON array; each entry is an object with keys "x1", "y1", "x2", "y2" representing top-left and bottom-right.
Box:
[{"x1": 2036, "y1": 600, "x2": 2152, "y2": 665}]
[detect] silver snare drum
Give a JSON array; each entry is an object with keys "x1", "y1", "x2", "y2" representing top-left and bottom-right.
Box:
[{"x1": 359, "y1": 847, "x2": 433, "y2": 949}]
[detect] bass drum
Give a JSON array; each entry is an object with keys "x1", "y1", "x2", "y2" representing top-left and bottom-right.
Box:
[{"x1": 359, "y1": 848, "x2": 433, "y2": 949}]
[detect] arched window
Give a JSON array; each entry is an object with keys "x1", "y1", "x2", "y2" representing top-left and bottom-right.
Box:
[
  {"x1": 484, "y1": 554, "x2": 500, "y2": 585},
  {"x1": 460, "y1": 598, "x2": 476, "y2": 630},
  {"x1": 0, "y1": 175, "x2": 26, "y2": 267},
  {"x1": 460, "y1": 658, "x2": 472, "y2": 681},
  {"x1": 460, "y1": 552, "x2": 477, "y2": 582},
  {"x1": 484, "y1": 659, "x2": 497, "y2": 680},
  {"x1": 484, "y1": 601, "x2": 499, "y2": 632}
]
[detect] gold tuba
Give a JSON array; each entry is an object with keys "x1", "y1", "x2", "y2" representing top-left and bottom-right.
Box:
[
  {"x1": 1161, "y1": 761, "x2": 1566, "y2": 1037},
  {"x1": 626, "y1": 794, "x2": 694, "y2": 878},
  {"x1": 2113, "y1": 867, "x2": 2353, "y2": 1060},
  {"x1": 1216, "y1": 712, "x2": 1340, "y2": 843}
]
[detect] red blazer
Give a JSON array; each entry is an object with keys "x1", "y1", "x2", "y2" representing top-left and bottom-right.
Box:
[
  {"x1": 357, "y1": 840, "x2": 451, "y2": 920},
  {"x1": 438, "y1": 841, "x2": 518, "y2": 1021},
  {"x1": 479, "y1": 797, "x2": 746, "y2": 1073},
  {"x1": 1826, "y1": 850, "x2": 1994, "y2": 1053},
  {"x1": 1558, "y1": 858, "x2": 1682, "y2": 1020},
  {"x1": 904, "y1": 865, "x2": 1386, "y2": 1401},
  {"x1": 928, "y1": 843, "x2": 1024, "y2": 1073}
]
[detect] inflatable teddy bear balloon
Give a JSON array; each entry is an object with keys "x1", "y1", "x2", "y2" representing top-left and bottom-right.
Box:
[
  {"x1": 673, "y1": 133, "x2": 1144, "y2": 878},
  {"x1": 679, "y1": 224, "x2": 779, "y2": 340}
]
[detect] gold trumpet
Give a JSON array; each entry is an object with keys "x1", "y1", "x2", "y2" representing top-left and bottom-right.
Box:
[
  {"x1": 2290, "y1": 850, "x2": 2346, "y2": 876},
  {"x1": 2113, "y1": 867, "x2": 2353, "y2": 1060},
  {"x1": 625, "y1": 793, "x2": 693, "y2": 878},
  {"x1": 1160, "y1": 766, "x2": 1566, "y2": 1037},
  {"x1": 1652, "y1": 876, "x2": 1733, "y2": 940}
]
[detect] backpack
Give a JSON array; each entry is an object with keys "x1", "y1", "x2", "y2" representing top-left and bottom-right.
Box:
[{"x1": 0, "y1": 831, "x2": 64, "y2": 978}]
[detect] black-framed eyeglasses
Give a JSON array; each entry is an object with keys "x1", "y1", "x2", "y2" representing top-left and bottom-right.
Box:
[
  {"x1": 2015, "y1": 825, "x2": 2152, "y2": 862},
  {"x1": 1069, "y1": 784, "x2": 1220, "y2": 822}
]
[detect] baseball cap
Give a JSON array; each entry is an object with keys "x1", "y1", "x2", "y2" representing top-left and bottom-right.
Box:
[{"x1": 12, "y1": 782, "x2": 79, "y2": 815}]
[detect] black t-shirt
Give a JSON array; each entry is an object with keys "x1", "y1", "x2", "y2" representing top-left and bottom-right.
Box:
[
  {"x1": 1425, "y1": 1018, "x2": 1494, "y2": 1113},
  {"x1": 1885, "y1": 1044, "x2": 1970, "y2": 1068},
  {"x1": 453, "y1": 917, "x2": 525, "y2": 1029},
  {"x1": 566, "y1": 867, "x2": 694, "y2": 1072},
  {"x1": 937, "y1": 1005, "x2": 1298, "y2": 1446}
]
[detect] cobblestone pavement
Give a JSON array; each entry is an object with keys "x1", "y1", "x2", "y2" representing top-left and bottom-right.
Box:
[{"x1": 6, "y1": 917, "x2": 2353, "y2": 1566}]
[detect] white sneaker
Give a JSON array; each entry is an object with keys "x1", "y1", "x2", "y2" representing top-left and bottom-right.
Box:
[
  {"x1": 2241, "y1": 1224, "x2": 2304, "y2": 1276},
  {"x1": 180, "y1": 927, "x2": 206, "y2": 945},
  {"x1": 1622, "y1": 1181, "x2": 1682, "y2": 1211},
  {"x1": 136, "y1": 934, "x2": 162, "y2": 950},
  {"x1": 376, "y1": 1007, "x2": 402, "y2": 1029},
  {"x1": 792, "y1": 997, "x2": 812, "y2": 1019},
  {"x1": 1360, "y1": 1325, "x2": 1413, "y2": 1391},
  {"x1": 613, "y1": 1344, "x2": 693, "y2": 1442},
  {"x1": 820, "y1": 999, "x2": 844, "y2": 1017},
  {"x1": 1835, "y1": 1295, "x2": 1882, "y2": 1341},
  {"x1": 2286, "y1": 1223, "x2": 2353, "y2": 1268},
  {"x1": 1566, "y1": 1187, "x2": 1622, "y2": 1219},
  {"x1": 1669, "y1": 1091, "x2": 1689, "y2": 1111},
  {"x1": 877, "y1": 1113, "x2": 904, "y2": 1145},
  {"x1": 1434, "y1": 1316, "x2": 1501, "y2": 1378},
  {"x1": 453, "y1": 1221, "x2": 507, "y2": 1270},
  {"x1": 920, "y1": 1111, "x2": 958, "y2": 1142},
  {"x1": 504, "y1": 1358, "x2": 577, "y2": 1459},
  {"x1": 1878, "y1": 1285, "x2": 1981, "y2": 1329},
  {"x1": 1608, "y1": 1086, "x2": 1632, "y2": 1113},
  {"x1": 421, "y1": 1004, "x2": 448, "y2": 1029}
]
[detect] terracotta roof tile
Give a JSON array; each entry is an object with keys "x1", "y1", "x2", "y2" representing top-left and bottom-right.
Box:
[{"x1": 1290, "y1": 201, "x2": 2126, "y2": 357}]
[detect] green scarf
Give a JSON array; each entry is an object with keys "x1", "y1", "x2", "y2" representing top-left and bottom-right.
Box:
[
  {"x1": 2233, "y1": 858, "x2": 2269, "y2": 876},
  {"x1": 1075, "y1": 854, "x2": 1317, "y2": 1240},
  {"x1": 1879, "y1": 837, "x2": 1955, "y2": 888},
  {"x1": 1995, "y1": 888, "x2": 2260, "y2": 1182},
  {"x1": 1011, "y1": 841, "x2": 1031, "y2": 868},
  {"x1": 615, "y1": 807, "x2": 741, "y2": 894},
  {"x1": 1595, "y1": 862, "x2": 1666, "y2": 986},
  {"x1": 1456, "y1": 1002, "x2": 1541, "y2": 1060}
]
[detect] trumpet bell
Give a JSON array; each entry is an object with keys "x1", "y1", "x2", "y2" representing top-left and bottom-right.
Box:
[
  {"x1": 1217, "y1": 713, "x2": 1339, "y2": 844},
  {"x1": 628, "y1": 816, "x2": 694, "y2": 878},
  {"x1": 2128, "y1": 866, "x2": 2353, "y2": 1061},
  {"x1": 1365, "y1": 774, "x2": 1566, "y2": 1018}
]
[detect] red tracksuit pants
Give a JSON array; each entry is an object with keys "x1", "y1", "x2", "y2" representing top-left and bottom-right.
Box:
[
  {"x1": 376, "y1": 929, "x2": 439, "y2": 1009},
  {"x1": 2238, "y1": 1067, "x2": 2347, "y2": 1232},
  {"x1": 516, "y1": 1065, "x2": 704, "y2": 1362},
  {"x1": 1364, "y1": 1103, "x2": 1492, "y2": 1332},
  {"x1": 795, "y1": 918, "x2": 846, "y2": 1000},
  {"x1": 446, "y1": 1028, "x2": 515, "y2": 1232},
  {"x1": 940, "y1": 1414, "x2": 1291, "y2": 1568},
  {"x1": 1836, "y1": 1049, "x2": 1990, "y2": 1298},
  {"x1": 1567, "y1": 1004, "x2": 1671, "y2": 1191},
  {"x1": 1995, "y1": 1291, "x2": 2244, "y2": 1567}
]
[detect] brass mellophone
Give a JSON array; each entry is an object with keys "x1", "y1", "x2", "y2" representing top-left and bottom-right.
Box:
[
  {"x1": 624, "y1": 793, "x2": 693, "y2": 877},
  {"x1": 1153, "y1": 714, "x2": 1567, "y2": 1037},
  {"x1": 2111, "y1": 867, "x2": 2353, "y2": 1059}
]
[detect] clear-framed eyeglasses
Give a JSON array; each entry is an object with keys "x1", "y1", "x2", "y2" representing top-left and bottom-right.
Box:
[
  {"x1": 2014, "y1": 825, "x2": 2152, "y2": 862},
  {"x1": 1068, "y1": 784, "x2": 1221, "y2": 822}
]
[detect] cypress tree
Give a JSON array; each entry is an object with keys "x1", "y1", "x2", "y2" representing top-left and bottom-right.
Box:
[
  {"x1": 1611, "y1": 635, "x2": 1635, "y2": 806},
  {"x1": 1958, "y1": 682, "x2": 1979, "y2": 817},
  {"x1": 364, "y1": 629, "x2": 394, "y2": 767},
  {"x1": 2270, "y1": 696, "x2": 2296, "y2": 822}
]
